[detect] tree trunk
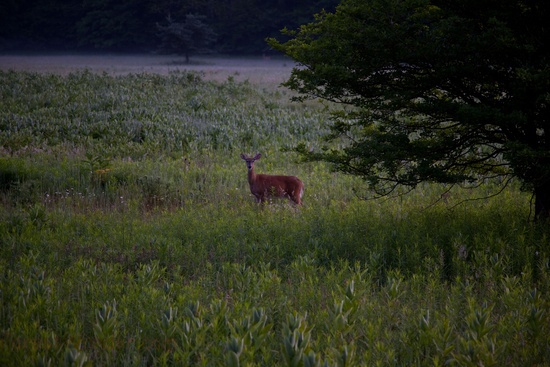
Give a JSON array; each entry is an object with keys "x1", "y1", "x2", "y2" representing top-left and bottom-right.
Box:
[{"x1": 534, "y1": 183, "x2": 550, "y2": 222}]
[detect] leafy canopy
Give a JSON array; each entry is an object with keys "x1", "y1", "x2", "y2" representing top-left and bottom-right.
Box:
[
  {"x1": 156, "y1": 14, "x2": 217, "y2": 62},
  {"x1": 269, "y1": 0, "x2": 550, "y2": 218}
]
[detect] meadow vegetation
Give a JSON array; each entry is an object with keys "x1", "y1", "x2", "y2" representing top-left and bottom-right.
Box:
[{"x1": 0, "y1": 67, "x2": 548, "y2": 366}]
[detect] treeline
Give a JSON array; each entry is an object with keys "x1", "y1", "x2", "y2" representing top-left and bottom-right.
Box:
[{"x1": 0, "y1": 0, "x2": 338, "y2": 54}]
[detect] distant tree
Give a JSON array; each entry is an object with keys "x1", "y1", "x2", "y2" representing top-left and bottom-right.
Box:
[
  {"x1": 156, "y1": 14, "x2": 217, "y2": 63},
  {"x1": 269, "y1": 0, "x2": 550, "y2": 221}
]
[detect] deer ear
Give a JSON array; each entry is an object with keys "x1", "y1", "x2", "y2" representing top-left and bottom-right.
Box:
[
  {"x1": 240, "y1": 154, "x2": 247, "y2": 160},
  {"x1": 254, "y1": 153, "x2": 262, "y2": 160}
]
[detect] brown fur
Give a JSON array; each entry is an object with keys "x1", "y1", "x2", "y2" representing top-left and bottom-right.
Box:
[{"x1": 241, "y1": 153, "x2": 304, "y2": 205}]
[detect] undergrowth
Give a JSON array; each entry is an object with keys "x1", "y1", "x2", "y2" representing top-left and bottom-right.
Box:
[{"x1": 0, "y1": 70, "x2": 548, "y2": 366}]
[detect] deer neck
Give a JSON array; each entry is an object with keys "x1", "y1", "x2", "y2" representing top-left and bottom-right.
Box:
[{"x1": 248, "y1": 167, "x2": 257, "y2": 185}]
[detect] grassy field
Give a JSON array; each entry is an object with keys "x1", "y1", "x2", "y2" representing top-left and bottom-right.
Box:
[
  {"x1": 0, "y1": 56, "x2": 549, "y2": 366},
  {"x1": 0, "y1": 54, "x2": 294, "y2": 85}
]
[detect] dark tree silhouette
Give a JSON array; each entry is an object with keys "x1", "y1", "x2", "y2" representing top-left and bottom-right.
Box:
[
  {"x1": 156, "y1": 14, "x2": 217, "y2": 63},
  {"x1": 269, "y1": 0, "x2": 550, "y2": 221}
]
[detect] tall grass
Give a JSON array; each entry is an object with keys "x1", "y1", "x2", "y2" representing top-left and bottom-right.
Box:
[{"x1": 0, "y1": 69, "x2": 548, "y2": 366}]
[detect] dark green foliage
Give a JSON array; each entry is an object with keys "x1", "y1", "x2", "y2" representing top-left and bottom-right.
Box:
[
  {"x1": 269, "y1": 0, "x2": 550, "y2": 219},
  {"x1": 76, "y1": 0, "x2": 155, "y2": 51},
  {"x1": 0, "y1": 158, "x2": 27, "y2": 191},
  {"x1": 156, "y1": 14, "x2": 217, "y2": 63},
  {"x1": 0, "y1": 70, "x2": 327, "y2": 158},
  {"x1": 0, "y1": 0, "x2": 339, "y2": 53}
]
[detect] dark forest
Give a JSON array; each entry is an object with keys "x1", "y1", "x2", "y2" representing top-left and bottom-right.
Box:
[{"x1": 0, "y1": 0, "x2": 338, "y2": 54}]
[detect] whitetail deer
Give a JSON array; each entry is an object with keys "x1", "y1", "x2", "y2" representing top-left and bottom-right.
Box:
[{"x1": 241, "y1": 153, "x2": 304, "y2": 205}]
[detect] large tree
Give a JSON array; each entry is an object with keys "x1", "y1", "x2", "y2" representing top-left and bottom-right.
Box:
[
  {"x1": 156, "y1": 14, "x2": 217, "y2": 63},
  {"x1": 269, "y1": 0, "x2": 550, "y2": 220}
]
